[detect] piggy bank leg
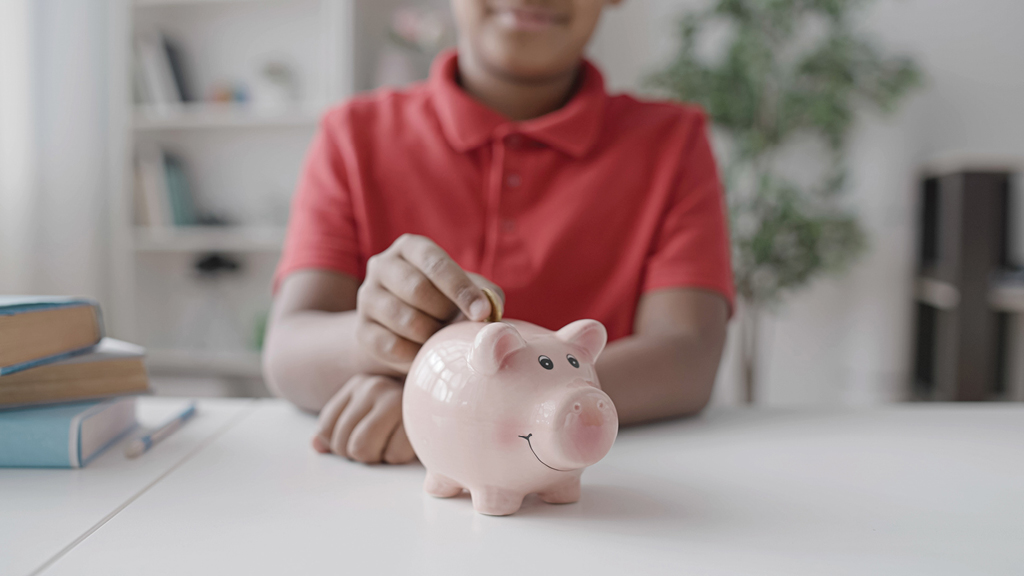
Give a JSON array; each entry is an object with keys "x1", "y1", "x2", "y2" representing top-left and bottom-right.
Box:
[
  {"x1": 423, "y1": 471, "x2": 463, "y2": 498},
  {"x1": 470, "y1": 486, "x2": 525, "y2": 516},
  {"x1": 538, "y1": 477, "x2": 581, "y2": 505}
]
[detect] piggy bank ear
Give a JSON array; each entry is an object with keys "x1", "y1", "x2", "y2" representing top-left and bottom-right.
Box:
[
  {"x1": 556, "y1": 319, "x2": 607, "y2": 363},
  {"x1": 469, "y1": 322, "x2": 527, "y2": 375}
]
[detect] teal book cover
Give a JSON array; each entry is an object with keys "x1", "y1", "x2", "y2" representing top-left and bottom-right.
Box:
[
  {"x1": 0, "y1": 397, "x2": 137, "y2": 468},
  {"x1": 0, "y1": 296, "x2": 105, "y2": 376},
  {"x1": 163, "y1": 155, "x2": 198, "y2": 226}
]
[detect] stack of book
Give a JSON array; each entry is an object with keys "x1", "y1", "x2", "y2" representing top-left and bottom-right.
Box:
[
  {"x1": 132, "y1": 29, "x2": 205, "y2": 229},
  {"x1": 0, "y1": 297, "x2": 150, "y2": 468}
]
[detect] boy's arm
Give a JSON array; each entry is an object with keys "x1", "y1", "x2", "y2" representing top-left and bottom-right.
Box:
[
  {"x1": 595, "y1": 287, "x2": 728, "y2": 426},
  {"x1": 262, "y1": 269, "x2": 385, "y2": 412},
  {"x1": 263, "y1": 235, "x2": 502, "y2": 464},
  {"x1": 264, "y1": 235, "x2": 498, "y2": 413}
]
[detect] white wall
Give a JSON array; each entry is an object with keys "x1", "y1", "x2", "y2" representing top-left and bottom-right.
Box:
[
  {"x1": 0, "y1": 0, "x2": 109, "y2": 300},
  {"x1": 589, "y1": 0, "x2": 1024, "y2": 405},
  {"x1": 0, "y1": 0, "x2": 36, "y2": 294},
  {"x1": 22, "y1": 0, "x2": 111, "y2": 301}
]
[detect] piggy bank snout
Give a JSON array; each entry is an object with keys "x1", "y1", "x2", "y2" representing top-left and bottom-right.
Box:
[{"x1": 545, "y1": 388, "x2": 618, "y2": 470}]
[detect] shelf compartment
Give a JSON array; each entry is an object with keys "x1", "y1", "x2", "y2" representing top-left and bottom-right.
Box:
[
  {"x1": 135, "y1": 0, "x2": 290, "y2": 7},
  {"x1": 915, "y1": 277, "x2": 961, "y2": 310},
  {"x1": 134, "y1": 103, "x2": 320, "y2": 131},
  {"x1": 990, "y1": 282, "x2": 1024, "y2": 313},
  {"x1": 147, "y1": 348, "x2": 263, "y2": 378},
  {"x1": 134, "y1": 226, "x2": 286, "y2": 252}
]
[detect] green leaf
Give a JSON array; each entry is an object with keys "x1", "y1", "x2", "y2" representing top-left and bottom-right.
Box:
[{"x1": 646, "y1": 0, "x2": 918, "y2": 305}]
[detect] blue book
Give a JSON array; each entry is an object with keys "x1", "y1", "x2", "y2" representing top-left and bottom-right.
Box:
[
  {"x1": 0, "y1": 397, "x2": 137, "y2": 468},
  {"x1": 0, "y1": 296, "x2": 104, "y2": 376},
  {"x1": 163, "y1": 154, "x2": 198, "y2": 226},
  {"x1": 0, "y1": 338, "x2": 149, "y2": 408}
]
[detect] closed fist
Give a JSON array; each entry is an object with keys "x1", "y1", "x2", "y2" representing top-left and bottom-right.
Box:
[{"x1": 312, "y1": 374, "x2": 414, "y2": 464}]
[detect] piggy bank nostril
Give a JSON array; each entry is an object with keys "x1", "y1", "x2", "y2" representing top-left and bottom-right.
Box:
[
  {"x1": 572, "y1": 402, "x2": 582, "y2": 413},
  {"x1": 597, "y1": 400, "x2": 606, "y2": 410}
]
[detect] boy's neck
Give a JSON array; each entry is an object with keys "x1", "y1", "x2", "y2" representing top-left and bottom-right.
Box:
[{"x1": 456, "y1": 49, "x2": 581, "y2": 122}]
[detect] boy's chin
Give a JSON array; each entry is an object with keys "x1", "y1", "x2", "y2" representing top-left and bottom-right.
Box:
[{"x1": 477, "y1": 40, "x2": 581, "y2": 82}]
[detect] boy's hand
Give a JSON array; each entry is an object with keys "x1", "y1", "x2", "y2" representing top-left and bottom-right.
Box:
[
  {"x1": 356, "y1": 233, "x2": 504, "y2": 372},
  {"x1": 312, "y1": 374, "x2": 415, "y2": 464}
]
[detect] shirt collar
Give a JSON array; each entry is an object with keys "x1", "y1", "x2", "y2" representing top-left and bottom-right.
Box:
[{"x1": 429, "y1": 50, "x2": 607, "y2": 158}]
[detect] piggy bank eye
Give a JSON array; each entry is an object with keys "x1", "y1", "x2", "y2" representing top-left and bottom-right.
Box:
[
  {"x1": 566, "y1": 354, "x2": 580, "y2": 368},
  {"x1": 538, "y1": 355, "x2": 554, "y2": 370}
]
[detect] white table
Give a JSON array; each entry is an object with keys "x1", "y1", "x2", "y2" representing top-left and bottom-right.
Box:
[
  {"x1": 3, "y1": 399, "x2": 1022, "y2": 575},
  {"x1": 0, "y1": 399, "x2": 256, "y2": 576}
]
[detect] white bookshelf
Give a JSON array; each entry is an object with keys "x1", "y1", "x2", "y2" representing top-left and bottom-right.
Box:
[{"x1": 107, "y1": 0, "x2": 424, "y2": 381}]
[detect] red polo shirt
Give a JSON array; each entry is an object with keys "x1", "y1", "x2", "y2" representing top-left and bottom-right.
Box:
[{"x1": 275, "y1": 50, "x2": 733, "y2": 342}]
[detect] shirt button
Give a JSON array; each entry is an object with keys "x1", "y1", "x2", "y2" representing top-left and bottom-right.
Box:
[
  {"x1": 501, "y1": 219, "x2": 515, "y2": 232},
  {"x1": 506, "y1": 173, "x2": 521, "y2": 188}
]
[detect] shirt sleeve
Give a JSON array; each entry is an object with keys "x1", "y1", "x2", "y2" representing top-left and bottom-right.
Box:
[
  {"x1": 273, "y1": 110, "x2": 364, "y2": 292},
  {"x1": 641, "y1": 111, "x2": 735, "y2": 314}
]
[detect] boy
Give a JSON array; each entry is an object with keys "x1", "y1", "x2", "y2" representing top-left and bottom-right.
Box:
[{"x1": 264, "y1": 0, "x2": 733, "y2": 465}]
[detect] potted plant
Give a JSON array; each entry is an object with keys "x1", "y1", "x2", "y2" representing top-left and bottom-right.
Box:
[{"x1": 648, "y1": 0, "x2": 921, "y2": 402}]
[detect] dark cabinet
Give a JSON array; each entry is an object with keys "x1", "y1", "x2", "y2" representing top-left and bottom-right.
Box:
[{"x1": 912, "y1": 169, "x2": 1018, "y2": 401}]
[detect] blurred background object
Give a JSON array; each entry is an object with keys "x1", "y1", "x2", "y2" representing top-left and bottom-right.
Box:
[
  {"x1": 2, "y1": 0, "x2": 1023, "y2": 406},
  {"x1": 374, "y1": 4, "x2": 451, "y2": 87},
  {"x1": 120, "y1": 0, "x2": 341, "y2": 398},
  {"x1": 647, "y1": 0, "x2": 921, "y2": 403},
  {"x1": 114, "y1": 0, "x2": 452, "y2": 398},
  {"x1": 912, "y1": 165, "x2": 1023, "y2": 402},
  {"x1": 588, "y1": 0, "x2": 1024, "y2": 406}
]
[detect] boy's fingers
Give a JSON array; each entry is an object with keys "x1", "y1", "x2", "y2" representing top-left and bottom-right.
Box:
[
  {"x1": 361, "y1": 283, "x2": 444, "y2": 344},
  {"x1": 313, "y1": 387, "x2": 352, "y2": 451},
  {"x1": 376, "y1": 257, "x2": 458, "y2": 321},
  {"x1": 347, "y1": 393, "x2": 402, "y2": 463},
  {"x1": 383, "y1": 422, "x2": 416, "y2": 464},
  {"x1": 395, "y1": 235, "x2": 490, "y2": 321},
  {"x1": 331, "y1": 394, "x2": 375, "y2": 459},
  {"x1": 355, "y1": 317, "x2": 419, "y2": 369}
]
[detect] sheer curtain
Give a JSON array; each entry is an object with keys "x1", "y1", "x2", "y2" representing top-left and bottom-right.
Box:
[
  {"x1": 0, "y1": 0, "x2": 36, "y2": 294},
  {"x1": 0, "y1": 0, "x2": 110, "y2": 300}
]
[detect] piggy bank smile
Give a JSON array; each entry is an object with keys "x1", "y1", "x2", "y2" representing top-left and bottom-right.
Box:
[{"x1": 518, "y1": 433, "x2": 569, "y2": 471}]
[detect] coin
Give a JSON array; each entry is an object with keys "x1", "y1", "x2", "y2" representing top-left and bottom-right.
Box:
[{"x1": 481, "y1": 288, "x2": 503, "y2": 322}]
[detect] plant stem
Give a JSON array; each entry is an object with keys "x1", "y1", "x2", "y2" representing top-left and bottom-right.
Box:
[{"x1": 741, "y1": 299, "x2": 759, "y2": 404}]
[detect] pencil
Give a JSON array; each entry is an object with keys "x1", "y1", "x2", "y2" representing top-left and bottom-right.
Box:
[{"x1": 124, "y1": 401, "x2": 198, "y2": 459}]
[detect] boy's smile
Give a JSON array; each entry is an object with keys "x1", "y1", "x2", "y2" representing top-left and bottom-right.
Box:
[{"x1": 488, "y1": 2, "x2": 570, "y2": 32}]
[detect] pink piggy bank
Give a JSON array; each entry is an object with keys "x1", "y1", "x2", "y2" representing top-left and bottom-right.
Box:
[{"x1": 403, "y1": 318, "x2": 618, "y2": 516}]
